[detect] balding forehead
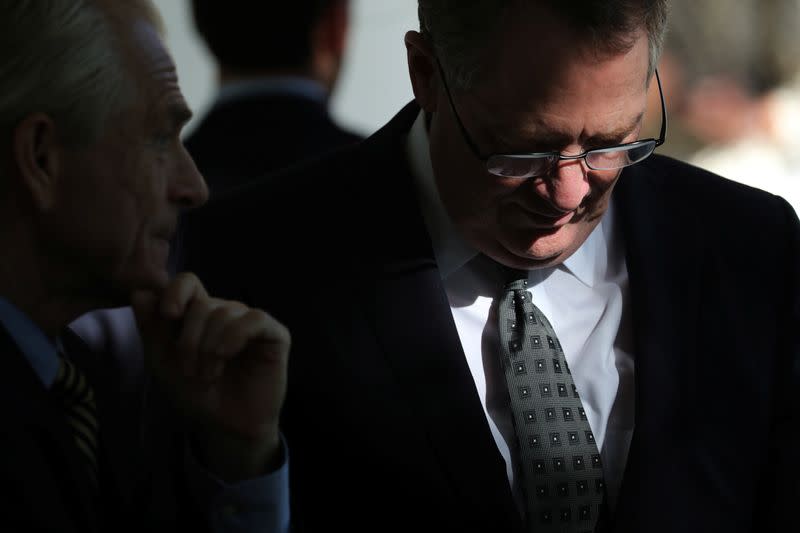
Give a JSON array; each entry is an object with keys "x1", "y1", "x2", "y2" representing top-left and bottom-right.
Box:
[
  {"x1": 92, "y1": 0, "x2": 171, "y2": 80},
  {"x1": 92, "y1": 0, "x2": 165, "y2": 36}
]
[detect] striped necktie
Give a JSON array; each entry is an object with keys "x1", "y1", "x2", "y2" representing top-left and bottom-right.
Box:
[{"x1": 51, "y1": 354, "x2": 99, "y2": 486}]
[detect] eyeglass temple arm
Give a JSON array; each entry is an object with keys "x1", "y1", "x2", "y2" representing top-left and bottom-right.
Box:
[
  {"x1": 435, "y1": 56, "x2": 489, "y2": 161},
  {"x1": 654, "y1": 68, "x2": 667, "y2": 146}
]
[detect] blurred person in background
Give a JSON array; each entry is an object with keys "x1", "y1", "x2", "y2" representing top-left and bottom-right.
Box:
[
  {"x1": 186, "y1": 0, "x2": 362, "y2": 196},
  {"x1": 650, "y1": 0, "x2": 800, "y2": 213}
]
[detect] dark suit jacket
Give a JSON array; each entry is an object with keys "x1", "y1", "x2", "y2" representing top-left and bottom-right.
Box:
[
  {"x1": 184, "y1": 91, "x2": 362, "y2": 197},
  {"x1": 0, "y1": 325, "x2": 202, "y2": 532},
  {"x1": 181, "y1": 101, "x2": 800, "y2": 532}
]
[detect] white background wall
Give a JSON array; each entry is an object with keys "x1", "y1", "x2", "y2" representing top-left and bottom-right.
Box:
[{"x1": 152, "y1": 0, "x2": 419, "y2": 138}]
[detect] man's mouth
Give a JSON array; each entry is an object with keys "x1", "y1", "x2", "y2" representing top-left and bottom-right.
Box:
[
  {"x1": 154, "y1": 223, "x2": 177, "y2": 241},
  {"x1": 512, "y1": 204, "x2": 576, "y2": 229}
]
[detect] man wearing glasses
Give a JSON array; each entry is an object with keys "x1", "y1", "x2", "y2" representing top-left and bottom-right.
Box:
[{"x1": 183, "y1": 1, "x2": 799, "y2": 532}]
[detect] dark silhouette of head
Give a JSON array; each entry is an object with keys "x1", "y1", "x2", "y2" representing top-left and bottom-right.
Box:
[{"x1": 191, "y1": 0, "x2": 350, "y2": 91}]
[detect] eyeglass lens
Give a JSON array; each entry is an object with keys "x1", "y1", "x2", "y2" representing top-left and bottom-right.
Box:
[{"x1": 486, "y1": 140, "x2": 657, "y2": 178}]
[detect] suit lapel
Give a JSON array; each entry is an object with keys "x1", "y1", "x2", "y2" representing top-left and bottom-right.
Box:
[
  {"x1": 366, "y1": 268, "x2": 523, "y2": 531},
  {"x1": 0, "y1": 326, "x2": 101, "y2": 532},
  {"x1": 356, "y1": 104, "x2": 523, "y2": 532},
  {"x1": 611, "y1": 159, "x2": 704, "y2": 532}
]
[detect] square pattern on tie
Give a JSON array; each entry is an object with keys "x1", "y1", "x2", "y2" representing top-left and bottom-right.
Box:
[{"x1": 495, "y1": 274, "x2": 606, "y2": 532}]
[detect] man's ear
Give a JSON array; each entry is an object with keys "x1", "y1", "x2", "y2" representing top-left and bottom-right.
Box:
[
  {"x1": 312, "y1": 0, "x2": 350, "y2": 90},
  {"x1": 404, "y1": 30, "x2": 438, "y2": 113},
  {"x1": 324, "y1": 0, "x2": 349, "y2": 60},
  {"x1": 12, "y1": 113, "x2": 62, "y2": 211}
]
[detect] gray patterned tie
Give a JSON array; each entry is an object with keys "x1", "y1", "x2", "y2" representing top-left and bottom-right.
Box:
[{"x1": 497, "y1": 273, "x2": 605, "y2": 532}]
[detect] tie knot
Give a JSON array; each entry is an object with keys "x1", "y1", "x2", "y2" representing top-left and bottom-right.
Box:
[
  {"x1": 500, "y1": 265, "x2": 528, "y2": 293},
  {"x1": 52, "y1": 355, "x2": 95, "y2": 406},
  {"x1": 470, "y1": 254, "x2": 528, "y2": 294},
  {"x1": 504, "y1": 277, "x2": 528, "y2": 292}
]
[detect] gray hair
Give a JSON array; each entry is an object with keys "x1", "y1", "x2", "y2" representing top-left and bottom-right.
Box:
[
  {"x1": 0, "y1": 1, "x2": 159, "y2": 149},
  {"x1": 419, "y1": 0, "x2": 670, "y2": 90}
]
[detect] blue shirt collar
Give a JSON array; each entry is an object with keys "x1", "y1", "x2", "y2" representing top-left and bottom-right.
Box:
[{"x1": 0, "y1": 297, "x2": 60, "y2": 388}]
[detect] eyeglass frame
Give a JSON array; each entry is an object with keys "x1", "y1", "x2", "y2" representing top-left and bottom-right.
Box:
[{"x1": 435, "y1": 57, "x2": 668, "y2": 178}]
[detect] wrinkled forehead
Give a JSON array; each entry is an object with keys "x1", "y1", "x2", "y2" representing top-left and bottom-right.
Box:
[
  {"x1": 99, "y1": 1, "x2": 184, "y2": 120},
  {"x1": 477, "y1": 4, "x2": 650, "y2": 103},
  {"x1": 467, "y1": 26, "x2": 652, "y2": 148},
  {"x1": 128, "y1": 18, "x2": 177, "y2": 81},
  {"x1": 96, "y1": 0, "x2": 174, "y2": 82},
  {"x1": 94, "y1": 0, "x2": 164, "y2": 32},
  {"x1": 473, "y1": 21, "x2": 650, "y2": 126}
]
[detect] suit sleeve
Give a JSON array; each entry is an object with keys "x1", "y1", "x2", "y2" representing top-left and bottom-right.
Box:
[
  {"x1": 183, "y1": 435, "x2": 290, "y2": 533},
  {"x1": 758, "y1": 196, "x2": 800, "y2": 529}
]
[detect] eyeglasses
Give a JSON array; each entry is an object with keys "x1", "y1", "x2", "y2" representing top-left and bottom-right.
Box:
[{"x1": 436, "y1": 58, "x2": 667, "y2": 179}]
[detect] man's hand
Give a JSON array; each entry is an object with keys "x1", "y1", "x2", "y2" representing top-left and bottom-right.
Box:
[{"x1": 131, "y1": 272, "x2": 290, "y2": 481}]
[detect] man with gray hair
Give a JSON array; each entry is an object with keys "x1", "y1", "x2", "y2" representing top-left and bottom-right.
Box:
[
  {"x1": 183, "y1": 1, "x2": 799, "y2": 532},
  {"x1": 0, "y1": 1, "x2": 290, "y2": 531}
]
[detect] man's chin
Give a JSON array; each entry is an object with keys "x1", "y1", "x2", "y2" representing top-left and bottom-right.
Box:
[
  {"x1": 82, "y1": 286, "x2": 132, "y2": 311},
  {"x1": 488, "y1": 243, "x2": 565, "y2": 270},
  {"x1": 499, "y1": 229, "x2": 589, "y2": 269},
  {"x1": 516, "y1": 250, "x2": 569, "y2": 270},
  {"x1": 512, "y1": 225, "x2": 572, "y2": 255},
  {"x1": 113, "y1": 269, "x2": 170, "y2": 299}
]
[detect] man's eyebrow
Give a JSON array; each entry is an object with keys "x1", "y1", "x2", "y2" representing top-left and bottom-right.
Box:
[
  {"x1": 522, "y1": 129, "x2": 573, "y2": 150},
  {"x1": 582, "y1": 112, "x2": 645, "y2": 146},
  {"x1": 500, "y1": 112, "x2": 646, "y2": 152}
]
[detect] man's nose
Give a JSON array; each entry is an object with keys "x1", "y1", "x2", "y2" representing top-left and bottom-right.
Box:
[
  {"x1": 534, "y1": 159, "x2": 590, "y2": 212},
  {"x1": 169, "y1": 151, "x2": 209, "y2": 209}
]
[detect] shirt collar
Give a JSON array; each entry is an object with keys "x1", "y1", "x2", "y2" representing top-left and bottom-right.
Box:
[
  {"x1": 406, "y1": 110, "x2": 477, "y2": 278},
  {"x1": 216, "y1": 76, "x2": 328, "y2": 108},
  {"x1": 0, "y1": 297, "x2": 60, "y2": 388},
  {"x1": 405, "y1": 109, "x2": 614, "y2": 287},
  {"x1": 558, "y1": 199, "x2": 618, "y2": 288}
]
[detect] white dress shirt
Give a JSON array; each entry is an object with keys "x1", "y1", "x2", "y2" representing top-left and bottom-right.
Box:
[{"x1": 406, "y1": 111, "x2": 635, "y2": 513}]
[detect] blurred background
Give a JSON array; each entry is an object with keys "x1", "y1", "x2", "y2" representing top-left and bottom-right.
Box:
[
  {"x1": 156, "y1": 0, "x2": 800, "y2": 213},
  {"x1": 154, "y1": 0, "x2": 417, "y2": 137},
  {"x1": 649, "y1": 0, "x2": 800, "y2": 213}
]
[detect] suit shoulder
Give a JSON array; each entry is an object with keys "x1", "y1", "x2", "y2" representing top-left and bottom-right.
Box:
[
  {"x1": 638, "y1": 154, "x2": 796, "y2": 227},
  {"x1": 180, "y1": 138, "x2": 368, "y2": 278}
]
